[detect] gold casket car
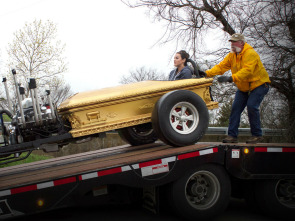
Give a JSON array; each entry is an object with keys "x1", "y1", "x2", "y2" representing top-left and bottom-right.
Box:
[
  {"x1": 58, "y1": 78, "x2": 218, "y2": 147},
  {"x1": 0, "y1": 69, "x2": 217, "y2": 164}
]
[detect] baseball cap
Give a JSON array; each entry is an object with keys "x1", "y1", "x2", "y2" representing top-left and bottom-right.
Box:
[{"x1": 229, "y1": 33, "x2": 246, "y2": 42}]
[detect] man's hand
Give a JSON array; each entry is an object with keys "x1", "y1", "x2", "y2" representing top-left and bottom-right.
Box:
[{"x1": 217, "y1": 76, "x2": 233, "y2": 83}]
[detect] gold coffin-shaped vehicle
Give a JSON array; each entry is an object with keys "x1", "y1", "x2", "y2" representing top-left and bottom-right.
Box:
[{"x1": 58, "y1": 78, "x2": 218, "y2": 147}]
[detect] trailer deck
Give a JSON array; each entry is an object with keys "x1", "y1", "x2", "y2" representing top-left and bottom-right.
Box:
[
  {"x1": 0, "y1": 143, "x2": 217, "y2": 190},
  {"x1": 1, "y1": 142, "x2": 294, "y2": 191},
  {"x1": 0, "y1": 142, "x2": 294, "y2": 220}
]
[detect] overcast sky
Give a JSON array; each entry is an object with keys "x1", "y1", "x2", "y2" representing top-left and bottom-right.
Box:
[{"x1": 0, "y1": 0, "x2": 179, "y2": 93}]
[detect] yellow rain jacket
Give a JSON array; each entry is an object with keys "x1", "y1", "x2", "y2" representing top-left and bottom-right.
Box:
[{"x1": 205, "y1": 43, "x2": 271, "y2": 92}]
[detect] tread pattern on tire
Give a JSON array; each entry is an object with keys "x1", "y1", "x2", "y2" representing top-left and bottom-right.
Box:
[{"x1": 152, "y1": 90, "x2": 209, "y2": 147}]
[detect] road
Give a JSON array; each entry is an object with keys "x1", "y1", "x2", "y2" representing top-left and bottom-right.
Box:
[{"x1": 12, "y1": 198, "x2": 279, "y2": 221}]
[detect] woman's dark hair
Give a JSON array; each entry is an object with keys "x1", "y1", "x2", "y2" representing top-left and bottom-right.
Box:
[{"x1": 177, "y1": 50, "x2": 190, "y2": 66}]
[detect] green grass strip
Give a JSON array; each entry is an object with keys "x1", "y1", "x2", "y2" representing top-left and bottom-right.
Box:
[{"x1": 0, "y1": 153, "x2": 52, "y2": 168}]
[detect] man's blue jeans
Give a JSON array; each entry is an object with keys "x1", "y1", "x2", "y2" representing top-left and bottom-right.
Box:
[{"x1": 228, "y1": 83, "x2": 269, "y2": 138}]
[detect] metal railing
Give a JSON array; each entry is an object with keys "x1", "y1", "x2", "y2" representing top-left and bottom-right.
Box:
[{"x1": 205, "y1": 127, "x2": 285, "y2": 136}]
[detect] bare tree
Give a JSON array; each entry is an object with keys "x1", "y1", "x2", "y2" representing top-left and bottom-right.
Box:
[
  {"x1": 39, "y1": 76, "x2": 73, "y2": 107},
  {"x1": 244, "y1": 0, "x2": 295, "y2": 141},
  {"x1": 1, "y1": 19, "x2": 72, "y2": 111},
  {"x1": 6, "y1": 19, "x2": 68, "y2": 95},
  {"x1": 120, "y1": 66, "x2": 167, "y2": 84},
  {"x1": 124, "y1": 0, "x2": 259, "y2": 57},
  {"x1": 125, "y1": 0, "x2": 295, "y2": 141}
]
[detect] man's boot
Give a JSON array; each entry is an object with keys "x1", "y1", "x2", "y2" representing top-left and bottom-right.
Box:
[
  {"x1": 246, "y1": 136, "x2": 263, "y2": 144},
  {"x1": 222, "y1": 136, "x2": 238, "y2": 143}
]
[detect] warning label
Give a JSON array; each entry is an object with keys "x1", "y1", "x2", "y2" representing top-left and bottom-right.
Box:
[{"x1": 141, "y1": 163, "x2": 169, "y2": 177}]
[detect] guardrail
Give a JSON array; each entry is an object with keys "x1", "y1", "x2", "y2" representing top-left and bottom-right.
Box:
[{"x1": 205, "y1": 127, "x2": 285, "y2": 136}]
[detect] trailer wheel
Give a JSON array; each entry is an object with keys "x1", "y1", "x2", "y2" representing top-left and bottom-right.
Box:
[
  {"x1": 118, "y1": 123, "x2": 158, "y2": 146},
  {"x1": 169, "y1": 164, "x2": 231, "y2": 220},
  {"x1": 152, "y1": 90, "x2": 209, "y2": 147},
  {"x1": 255, "y1": 179, "x2": 295, "y2": 220}
]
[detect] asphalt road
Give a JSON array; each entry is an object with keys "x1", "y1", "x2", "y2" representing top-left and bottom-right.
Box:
[{"x1": 12, "y1": 198, "x2": 279, "y2": 221}]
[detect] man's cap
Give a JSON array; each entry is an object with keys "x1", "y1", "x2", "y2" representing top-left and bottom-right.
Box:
[{"x1": 229, "y1": 33, "x2": 246, "y2": 42}]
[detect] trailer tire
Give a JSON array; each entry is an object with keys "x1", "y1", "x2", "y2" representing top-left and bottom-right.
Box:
[
  {"x1": 255, "y1": 179, "x2": 295, "y2": 220},
  {"x1": 169, "y1": 164, "x2": 231, "y2": 220},
  {"x1": 118, "y1": 123, "x2": 158, "y2": 146},
  {"x1": 152, "y1": 90, "x2": 209, "y2": 147}
]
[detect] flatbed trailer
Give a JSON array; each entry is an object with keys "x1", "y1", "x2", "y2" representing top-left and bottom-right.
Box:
[{"x1": 0, "y1": 142, "x2": 294, "y2": 220}]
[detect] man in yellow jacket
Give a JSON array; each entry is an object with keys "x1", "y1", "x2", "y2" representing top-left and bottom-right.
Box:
[{"x1": 205, "y1": 33, "x2": 271, "y2": 144}]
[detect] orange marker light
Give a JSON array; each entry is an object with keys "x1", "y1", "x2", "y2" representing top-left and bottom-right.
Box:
[
  {"x1": 37, "y1": 199, "x2": 44, "y2": 207},
  {"x1": 244, "y1": 148, "x2": 249, "y2": 154}
]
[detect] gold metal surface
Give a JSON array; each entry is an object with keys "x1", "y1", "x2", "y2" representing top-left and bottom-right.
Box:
[{"x1": 58, "y1": 79, "x2": 218, "y2": 138}]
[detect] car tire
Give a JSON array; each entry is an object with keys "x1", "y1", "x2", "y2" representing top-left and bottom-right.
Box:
[
  {"x1": 118, "y1": 123, "x2": 158, "y2": 146},
  {"x1": 255, "y1": 179, "x2": 295, "y2": 220},
  {"x1": 152, "y1": 90, "x2": 209, "y2": 147},
  {"x1": 169, "y1": 164, "x2": 231, "y2": 220}
]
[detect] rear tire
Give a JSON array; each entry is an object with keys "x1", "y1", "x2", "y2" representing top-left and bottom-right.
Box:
[
  {"x1": 169, "y1": 164, "x2": 231, "y2": 220},
  {"x1": 255, "y1": 179, "x2": 295, "y2": 220},
  {"x1": 118, "y1": 123, "x2": 158, "y2": 146}
]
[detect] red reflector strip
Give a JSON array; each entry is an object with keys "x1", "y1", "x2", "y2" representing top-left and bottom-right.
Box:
[
  {"x1": 178, "y1": 147, "x2": 218, "y2": 160},
  {"x1": 5, "y1": 176, "x2": 76, "y2": 196},
  {"x1": 11, "y1": 184, "x2": 37, "y2": 194},
  {"x1": 178, "y1": 151, "x2": 200, "y2": 160},
  {"x1": 139, "y1": 159, "x2": 162, "y2": 168},
  {"x1": 254, "y1": 147, "x2": 267, "y2": 152},
  {"x1": 54, "y1": 177, "x2": 76, "y2": 186},
  {"x1": 79, "y1": 166, "x2": 132, "y2": 181},
  {"x1": 97, "y1": 167, "x2": 122, "y2": 176},
  {"x1": 283, "y1": 148, "x2": 295, "y2": 152}
]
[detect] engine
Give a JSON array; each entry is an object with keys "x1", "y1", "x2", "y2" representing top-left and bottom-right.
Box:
[{"x1": 0, "y1": 70, "x2": 67, "y2": 147}]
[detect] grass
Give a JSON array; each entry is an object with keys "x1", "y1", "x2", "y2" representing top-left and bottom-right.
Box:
[
  {"x1": 0, "y1": 114, "x2": 53, "y2": 168},
  {"x1": 2, "y1": 114, "x2": 11, "y2": 122},
  {"x1": 0, "y1": 153, "x2": 52, "y2": 168}
]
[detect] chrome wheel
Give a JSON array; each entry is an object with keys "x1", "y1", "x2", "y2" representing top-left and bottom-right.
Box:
[
  {"x1": 152, "y1": 90, "x2": 209, "y2": 146},
  {"x1": 169, "y1": 102, "x2": 199, "y2": 135}
]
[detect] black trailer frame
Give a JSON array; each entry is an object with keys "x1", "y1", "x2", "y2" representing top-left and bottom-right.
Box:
[{"x1": 0, "y1": 142, "x2": 294, "y2": 220}]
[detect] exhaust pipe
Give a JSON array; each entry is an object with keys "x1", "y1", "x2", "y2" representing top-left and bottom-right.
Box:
[
  {"x1": 28, "y1": 78, "x2": 42, "y2": 125},
  {"x1": 45, "y1": 85, "x2": 56, "y2": 122},
  {"x1": 11, "y1": 69, "x2": 26, "y2": 127},
  {"x1": 32, "y1": 79, "x2": 42, "y2": 124},
  {"x1": 2, "y1": 77, "x2": 14, "y2": 114}
]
